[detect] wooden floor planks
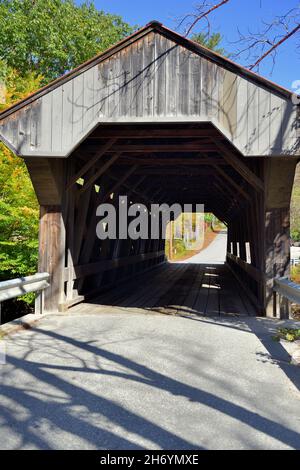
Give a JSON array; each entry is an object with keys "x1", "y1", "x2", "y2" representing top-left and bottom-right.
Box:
[{"x1": 71, "y1": 262, "x2": 257, "y2": 317}]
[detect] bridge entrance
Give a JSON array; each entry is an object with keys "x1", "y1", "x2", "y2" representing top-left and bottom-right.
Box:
[{"x1": 0, "y1": 22, "x2": 298, "y2": 318}]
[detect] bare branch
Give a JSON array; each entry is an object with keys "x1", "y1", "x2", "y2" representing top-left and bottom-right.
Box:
[
  {"x1": 230, "y1": 7, "x2": 300, "y2": 71},
  {"x1": 249, "y1": 23, "x2": 300, "y2": 70},
  {"x1": 180, "y1": 0, "x2": 230, "y2": 37},
  {"x1": 179, "y1": 2, "x2": 300, "y2": 72}
]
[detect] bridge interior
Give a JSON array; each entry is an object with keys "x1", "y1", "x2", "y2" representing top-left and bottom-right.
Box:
[{"x1": 71, "y1": 261, "x2": 256, "y2": 319}]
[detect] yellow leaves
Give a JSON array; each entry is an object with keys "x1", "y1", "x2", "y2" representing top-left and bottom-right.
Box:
[{"x1": 21, "y1": 206, "x2": 38, "y2": 218}]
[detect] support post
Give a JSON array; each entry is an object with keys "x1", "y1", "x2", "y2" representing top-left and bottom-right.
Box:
[
  {"x1": 39, "y1": 206, "x2": 65, "y2": 312},
  {"x1": 264, "y1": 159, "x2": 297, "y2": 317}
]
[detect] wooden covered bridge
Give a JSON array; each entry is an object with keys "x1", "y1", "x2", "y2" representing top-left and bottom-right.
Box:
[{"x1": 0, "y1": 21, "x2": 299, "y2": 318}]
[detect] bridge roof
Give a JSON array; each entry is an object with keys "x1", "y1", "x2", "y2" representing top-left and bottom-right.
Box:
[{"x1": 0, "y1": 21, "x2": 299, "y2": 158}]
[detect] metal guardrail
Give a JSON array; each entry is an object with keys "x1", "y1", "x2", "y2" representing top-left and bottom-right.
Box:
[
  {"x1": 274, "y1": 277, "x2": 300, "y2": 305},
  {"x1": 291, "y1": 257, "x2": 300, "y2": 267},
  {"x1": 0, "y1": 273, "x2": 50, "y2": 322}
]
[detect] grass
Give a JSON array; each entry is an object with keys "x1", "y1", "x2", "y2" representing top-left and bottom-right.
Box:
[
  {"x1": 273, "y1": 328, "x2": 300, "y2": 343},
  {"x1": 291, "y1": 265, "x2": 300, "y2": 284}
]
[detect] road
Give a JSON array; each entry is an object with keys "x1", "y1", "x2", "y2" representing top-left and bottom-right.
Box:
[
  {"x1": 181, "y1": 231, "x2": 227, "y2": 264},
  {"x1": 0, "y1": 310, "x2": 299, "y2": 450}
]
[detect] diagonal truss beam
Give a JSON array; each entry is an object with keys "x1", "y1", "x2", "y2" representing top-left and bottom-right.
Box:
[
  {"x1": 213, "y1": 140, "x2": 264, "y2": 192},
  {"x1": 67, "y1": 138, "x2": 117, "y2": 190}
]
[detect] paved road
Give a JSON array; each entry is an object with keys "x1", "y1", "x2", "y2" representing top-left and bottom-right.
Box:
[
  {"x1": 181, "y1": 232, "x2": 227, "y2": 264},
  {"x1": 0, "y1": 312, "x2": 299, "y2": 449}
]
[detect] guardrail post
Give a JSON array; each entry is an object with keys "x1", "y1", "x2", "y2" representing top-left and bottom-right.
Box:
[
  {"x1": 35, "y1": 290, "x2": 45, "y2": 315},
  {"x1": 274, "y1": 291, "x2": 290, "y2": 319},
  {"x1": 273, "y1": 277, "x2": 296, "y2": 319}
]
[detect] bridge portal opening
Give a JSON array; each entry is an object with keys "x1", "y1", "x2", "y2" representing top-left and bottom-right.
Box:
[{"x1": 1, "y1": 21, "x2": 297, "y2": 318}]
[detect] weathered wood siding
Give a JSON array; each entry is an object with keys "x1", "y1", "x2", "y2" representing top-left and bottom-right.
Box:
[{"x1": 0, "y1": 31, "x2": 298, "y2": 157}]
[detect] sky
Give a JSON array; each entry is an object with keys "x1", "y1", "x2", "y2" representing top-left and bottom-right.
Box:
[{"x1": 91, "y1": 0, "x2": 300, "y2": 91}]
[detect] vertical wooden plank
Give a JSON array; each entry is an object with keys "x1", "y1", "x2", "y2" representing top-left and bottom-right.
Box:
[
  {"x1": 155, "y1": 34, "x2": 167, "y2": 116},
  {"x1": 38, "y1": 93, "x2": 52, "y2": 154},
  {"x1": 221, "y1": 70, "x2": 237, "y2": 139},
  {"x1": 83, "y1": 67, "x2": 95, "y2": 131},
  {"x1": 51, "y1": 87, "x2": 63, "y2": 153},
  {"x1": 206, "y1": 59, "x2": 213, "y2": 117},
  {"x1": 143, "y1": 32, "x2": 155, "y2": 117},
  {"x1": 247, "y1": 80, "x2": 259, "y2": 155},
  {"x1": 108, "y1": 54, "x2": 122, "y2": 119},
  {"x1": 269, "y1": 94, "x2": 282, "y2": 154},
  {"x1": 72, "y1": 74, "x2": 84, "y2": 140},
  {"x1": 189, "y1": 52, "x2": 201, "y2": 116},
  {"x1": 211, "y1": 63, "x2": 219, "y2": 120},
  {"x1": 166, "y1": 40, "x2": 178, "y2": 116},
  {"x1": 119, "y1": 46, "x2": 131, "y2": 118},
  {"x1": 61, "y1": 80, "x2": 73, "y2": 152},
  {"x1": 282, "y1": 100, "x2": 297, "y2": 153},
  {"x1": 130, "y1": 40, "x2": 142, "y2": 118},
  {"x1": 258, "y1": 88, "x2": 271, "y2": 154},
  {"x1": 236, "y1": 76, "x2": 248, "y2": 153},
  {"x1": 201, "y1": 57, "x2": 208, "y2": 117},
  {"x1": 178, "y1": 46, "x2": 190, "y2": 116},
  {"x1": 29, "y1": 101, "x2": 40, "y2": 150},
  {"x1": 95, "y1": 60, "x2": 109, "y2": 119}
]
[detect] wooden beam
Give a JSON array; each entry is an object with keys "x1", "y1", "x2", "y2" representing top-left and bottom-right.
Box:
[
  {"x1": 67, "y1": 138, "x2": 117, "y2": 190},
  {"x1": 88, "y1": 128, "x2": 222, "y2": 139},
  {"x1": 102, "y1": 165, "x2": 138, "y2": 202},
  {"x1": 39, "y1": 206, "x2": 65, "y2": 311},
  {"x1": 108, "y1": 174, "x2": 152, "y2": 204},
  {"x1": 227, "y1": 252, "x2": 264, "y2": 283},
  {"x1": 214, "y1": 140, "x2": 264, "y2": 192},
  {"x1": 89, "y1": 144, "x2": 218, "y2": 153},
  {"x1": 64, "y1": 250, "x2": 166, "y2": 282},
  {"x1": 214, "y1": 176, "x2": 243, "y2": 215},
  {"x1": 127, "y1": 175, "x2": 146, "y2": 195},
  {"x1": 80, "y1": 152, "x2": 122, "y2": 194},
  {"x1": 134, "y1": 168, "x2": 215, "y2": 176},
  {"x1": 118, "y1": 157, "x2": 228, "y2": 166},
  {"x1": 212, "y1": 165, "x2": 251, "y2": 202},
  {"x1": 73, "y1": 170, "x2": 94, "y2": 265}
]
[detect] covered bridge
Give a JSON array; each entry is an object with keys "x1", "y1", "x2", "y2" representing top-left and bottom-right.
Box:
[{"x1": 0, "y1": 21, "x2": 299, "y2": 317}]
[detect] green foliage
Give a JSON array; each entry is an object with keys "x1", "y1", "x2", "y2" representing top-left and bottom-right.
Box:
[
  {"x1": 0, "y1": 65, "x2": 41, "y2": 303},
  {"x1": 291, "y1": 166, "x2": 300, "y2": 241},
  {"x1": 191, "y1": 32, "x2": 228, "y2": 56},
  {"x1": 273, "y1": 328, "x2": 300, "y2": 343},
  {"x1": 0, "y1": 0, "x2": 133, "y2": 83},
  {"x1": 0, "y1": 60, "x2": 43, "y2": 110},
  {"x1": 291, "y1": 264, "x2": 300, "y2": 284},
  {"x1": 291, "y1": 230, "x2": 300, "y2": 242},
  {"x1": 0, "y1": 143, "x2": 39, "y2": 282},
  {"x1": 0, "y1": 1, "x2": 133, "y2": 312},
  {"x1": 204, "y1": 213, "x2": 214, "y2": 223}
]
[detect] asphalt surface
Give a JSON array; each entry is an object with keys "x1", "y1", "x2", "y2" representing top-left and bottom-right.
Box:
[
  {"x1": 0, "y1": 311, "x2": 299, "y2": 450},
  {"x1": 181, "y1": 232, "x2": 227, "y2": 264}
]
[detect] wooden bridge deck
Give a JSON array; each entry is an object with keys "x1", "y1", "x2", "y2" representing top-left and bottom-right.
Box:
[{"x1": 71, "y1": 263, "x2": 257, "y2": 318}]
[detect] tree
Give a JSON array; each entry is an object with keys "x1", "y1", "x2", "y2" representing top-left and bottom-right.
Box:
[
  {"x1": 0, "y1": 62, "x2": 42, "y2": 283},
  {"x1": 0, "y1": 60, "x2": 42, "y2": 110},
  {"x1": 191, "y1": 32, "x2": 227, "y2": 56},
  {"x1": 0, "y1": 0, "x2": 133, "y2": 83}
]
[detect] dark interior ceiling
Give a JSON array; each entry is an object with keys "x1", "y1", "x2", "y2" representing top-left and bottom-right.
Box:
[{"x1": 73, "y1": 122, "x2": 258, "y2": 224}]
